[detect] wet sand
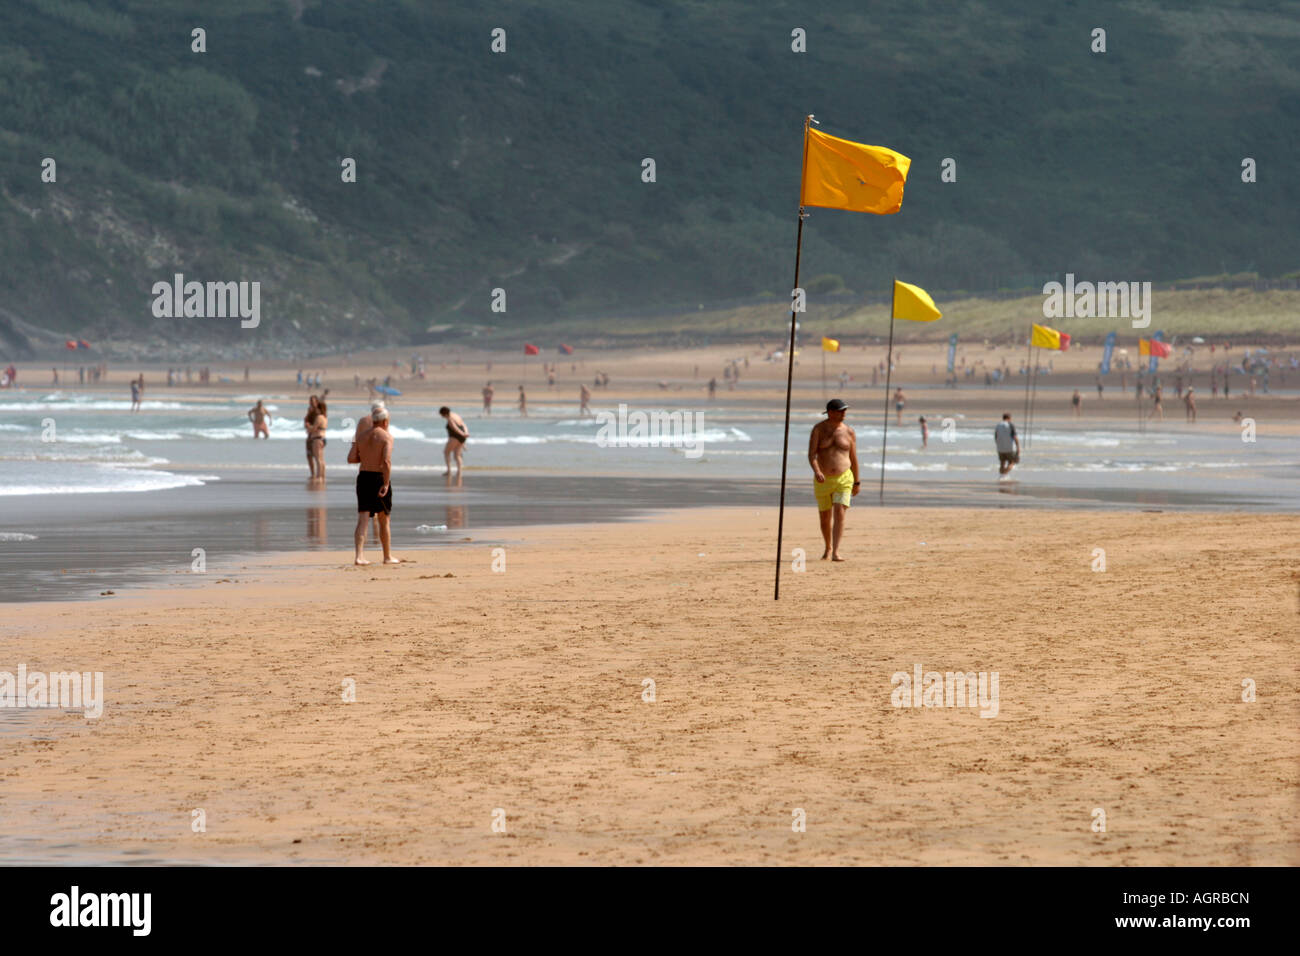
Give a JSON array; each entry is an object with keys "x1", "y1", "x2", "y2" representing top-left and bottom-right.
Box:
[{"x1": 1, "y1": 507, "x2": 1296, "y2": 865}]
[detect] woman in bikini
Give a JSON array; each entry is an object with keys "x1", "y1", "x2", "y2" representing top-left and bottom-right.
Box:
[
  {"x1": 304, "y1": 396, "x2": 328, "y2": 480},
  {"x1": 440, "y1": 406, "x2": 469, "y2": 477}
]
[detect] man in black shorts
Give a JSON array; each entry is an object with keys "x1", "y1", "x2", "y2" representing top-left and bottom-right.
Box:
[{"x1": 354, "y1": 404, "x2": 398, "y2": 565}]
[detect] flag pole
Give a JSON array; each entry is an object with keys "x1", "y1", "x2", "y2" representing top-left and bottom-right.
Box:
[
  {"x1": 774, "y1": 115, "x2": 813, "y2": 601},
  {"x1": 879, "y1": 278, "x2": 896, "y2": 501},
  {"x1": 1027, "y1": 351, "x2": 1040, "y2": 449},
  {"x1": 821, "y1": 347, "x2": 826, "y2": 400},
  {"x1": 1022, "y1": 322, "x2": 1033, "y2": 444}
]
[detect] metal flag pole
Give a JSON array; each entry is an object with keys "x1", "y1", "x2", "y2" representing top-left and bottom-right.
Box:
[
  {"x1": 879, "y1": 278, "x2": 897, "y2": 501},
  {"x1": 774, "y1": 115, "x2": 814, "y2": 601}
]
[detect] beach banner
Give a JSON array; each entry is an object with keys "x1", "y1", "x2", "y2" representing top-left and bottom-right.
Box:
[
  {"x1": 523, "y1": 343, "x2": 540, "y2": 355},
  {"x1": 821, "y1": 336, "x2": 840, "y2": 352},
  {"x1": 893, "y1": 280, "x2": 942, "y2": 321},
  {"x1": 801, "y1": 128, "x2": 911, "y2": 215},
  {"x1": 1100, "y1": 331, "x2": 1116, "y2": 374},
  {"x1": 947, "y1": 333, "x2": 958, "y2": 373},
  {"x1": 1030, "y1": 323, "x2": 1062, "y2": 349}
]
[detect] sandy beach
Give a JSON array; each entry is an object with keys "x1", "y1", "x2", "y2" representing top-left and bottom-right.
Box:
[{"x1": 2, "y1": 506, "x2": 1295, "y2": 865}]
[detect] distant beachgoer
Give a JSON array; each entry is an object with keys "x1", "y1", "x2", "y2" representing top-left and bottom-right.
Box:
[
  {"x1": 353, "y1": 404, "x2": 397, "y2": 565},
  {"x1": 482, "y1": 382, "x2": 494, "y2": 415},
  {"x1": 1071, "y1": 389, "x2": 1082, "y2": 418},
  {"x1": 579, "y1": 384, "x2": 591, "y2": 417},
  {"x1": 518, "y1": 385, "x2": 528, "y2": 417},
  {"x1": 1095, "y1": 376, "x2": 1103, "y2": 399},
  {"x1": 919, "y1": 415, "x2": 928, "y2": 449},
  {"x1": 247, "y1": 400, "x2": 271, "y2": 439},
  {"x1": 304, "y1": 396, "x2": 320, "y2": 477},
  {"x1": 994, "y1": 413, "x2": 1019, "y2": 476},
  {"x1": 893, "y1": 387, "x2": 905, "y2": 425},
  {"x1": 308, "y1": 400, "x2": 328, "y2": 480},
  {"x1": 51, "y1": 367, "x2": 58, "y2": 385},
  {"x1": 1184, "y1": 387, "x2": 1197, "y2": 422},
  {"x1": 808, "y1": 398, "x2": 859, "y2": 562},
  {"x1": 1148, "y1": 385, "x2": 1164, "y2": 420},
  {"x1": 130, "y1": 378, "x2": 141, "y2": 412},
  {"x1": 1223, "y1": 369, "x2": 1230, "y2": 398},
  {"x1": 440, "y1": 405, "x2": 468, "y2": 477},
  {"x1": 839, "y1": 370, "x2": 850, "y2": 392},
  {"x1": 707, "y1": 377, "x2": 717, "y2": 400},
  {"x1": 547, "y1": 369, "x2": 556, "y2": 388},
  {"x1": 1232, "y1": 410, "x2": 1244, "y2": 423}
]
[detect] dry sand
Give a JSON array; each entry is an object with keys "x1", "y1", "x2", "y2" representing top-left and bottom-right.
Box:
[{"x1": 2, "y1": 507, "x2": 1296, "y2": 865}]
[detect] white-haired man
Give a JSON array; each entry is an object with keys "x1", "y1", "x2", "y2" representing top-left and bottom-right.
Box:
[{"x1": 350, "y1": 403, "x2": 399, "y2": 565}]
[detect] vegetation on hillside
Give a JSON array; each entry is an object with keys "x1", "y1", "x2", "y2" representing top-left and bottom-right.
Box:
[{"x1": 0, "y1": 0, "x2": 1296, "y2": 354}]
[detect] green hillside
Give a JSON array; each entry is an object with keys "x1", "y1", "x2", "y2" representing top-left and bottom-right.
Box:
[{"x1": 1, "y1": 0, "x2": 1297, "y2": 355}]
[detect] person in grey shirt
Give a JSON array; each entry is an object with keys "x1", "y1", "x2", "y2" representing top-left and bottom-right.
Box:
[{"x1": 994, "y1": 413, "x2": 1020, "y2": 475}]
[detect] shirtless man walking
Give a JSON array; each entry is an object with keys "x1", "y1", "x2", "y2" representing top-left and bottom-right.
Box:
[
  {"x1": 352, "y1": 404, "x2": 399, "y2": 566},
  {"x1": 808, "y1": 398, "x2": 860, "y2": 562}
]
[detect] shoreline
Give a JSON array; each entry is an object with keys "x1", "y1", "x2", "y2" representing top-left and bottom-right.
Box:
[{"x1": 2, "y1": 506, "x2": 1296, "y2": 865}]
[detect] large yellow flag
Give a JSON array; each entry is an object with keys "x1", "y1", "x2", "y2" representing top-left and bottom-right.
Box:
[
  {"x1": 892, "y1": 280, "x2": 941, "y2": 322},
  {"x1": 801, "y1": 128, "x2": 911, "y2": 215},
  {"x1": 821, "y1": 336, "x2": 840, "y2": 352},
  {"x1": 1031, "y1": 323, "x2": 1062, "y2": 349}
]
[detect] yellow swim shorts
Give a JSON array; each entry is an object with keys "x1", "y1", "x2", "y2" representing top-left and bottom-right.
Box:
[{"x1": 814, "y1": 470, "x2": 856, "y2": 512}]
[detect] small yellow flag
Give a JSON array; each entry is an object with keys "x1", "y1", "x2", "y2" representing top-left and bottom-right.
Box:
[
  {"x1": 821, "y1": 336, "x2": 840, "y2": 352},
  {"x1": 1031, "y1": 323, "x2": 1062, "y2": 349},
  {"x1": 801, "y1": 127, "x2": 911, "y2": 215},
  {"x1": 892, "y1": 280, "x2": 942, "y2": 322}
]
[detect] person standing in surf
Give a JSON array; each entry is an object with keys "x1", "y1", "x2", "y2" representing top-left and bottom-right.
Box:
[
  {"x1": 994, "y1": 413, "x2": 1020, "y2": 476},
  {"x1": 440, "y1": 406, "x2": 469, "y2": 477},
  {"x1": 247, "y1": 400, "x2": 272, "y2": 439}
]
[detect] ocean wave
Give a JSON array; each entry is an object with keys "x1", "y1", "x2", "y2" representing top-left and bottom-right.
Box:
[
  {"x1": 0, "y1": 532, "x2": 38, "y2": 541},
  {"x1": 0, "y1": 466, "x2": 208, "y2": 496}
]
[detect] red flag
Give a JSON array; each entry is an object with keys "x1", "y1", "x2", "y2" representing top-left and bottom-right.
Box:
[
  {"x1": 78, "y1": 340, "x2": 91, "y2": 349},
  {"x1": 1059, "y1": 333, "x2": 1071, "y2": 351},
  {"x1": 65, "y1": 340, "x2": 77, "y2": 350},
  {"x1": 523, "y1": 343, "x2": 540, "y2": 356},
  {"x1": 1150, "y1": 339, "x2": 1171, "y2": 358},
  {"x1": 558, "y1": 344, "x2": 574, "y2": 355}
]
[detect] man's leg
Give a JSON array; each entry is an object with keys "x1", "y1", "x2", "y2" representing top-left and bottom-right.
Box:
[
  {"x1": 831, "y1": 503, "x2": 847, "y2": 561},
  {"x1": 354, "y1": 513, "x2": 371, "y2": 564},
  {"x1": 377, "y1": 512, "x2": 398, "y2": 563},
  {"x1": 819, "y1": 507, "x2": 832, "y2": 559}
]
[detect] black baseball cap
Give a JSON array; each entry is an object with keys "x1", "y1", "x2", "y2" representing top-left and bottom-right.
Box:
[{"x1": 825, "y1": 399, "x2": 850, "y2": 412}]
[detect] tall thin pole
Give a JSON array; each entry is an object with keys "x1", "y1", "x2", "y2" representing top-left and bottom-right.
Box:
[
  {"x1": 774, "y1": 119, "x2": 816, "y2": 601},
  {"x1": 1027, "y1": 353, "x2": 1040, "y2": 448},
  {"x1": 879, "y1": 279, "x2": 896, "y2": 501},
  {"x1": 1021, "y1": 324, "x2": 1033, "y2": 441},
  {"x1": 773, "y1": 211, "x2": 806, "y2": 601},
  {"x1": 821, "y1": 348, "x2": 826, "y2": 400}
]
